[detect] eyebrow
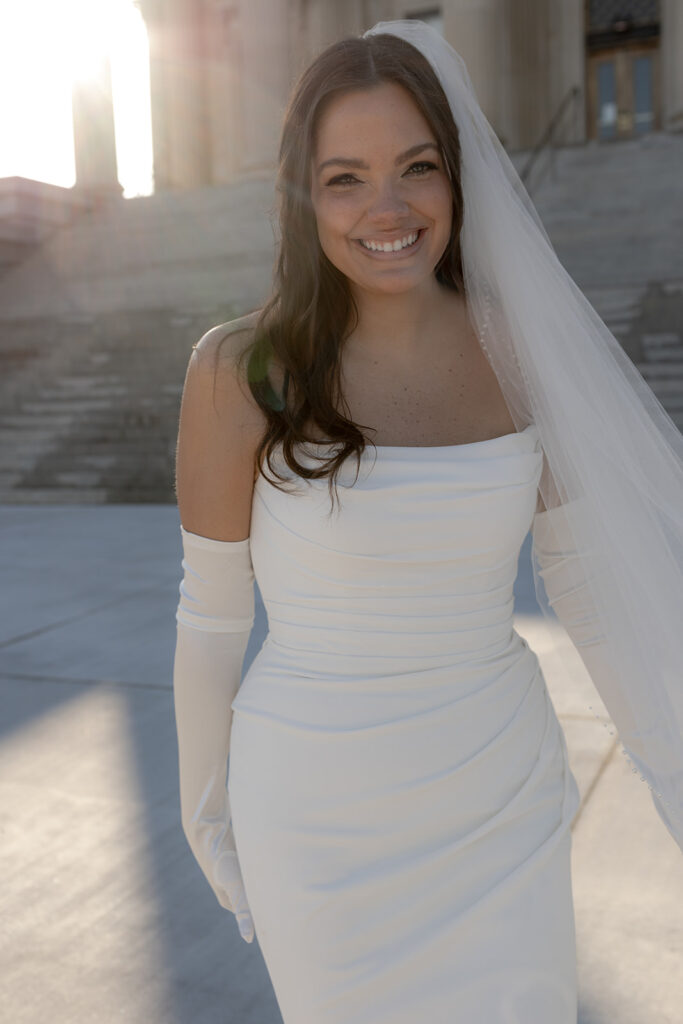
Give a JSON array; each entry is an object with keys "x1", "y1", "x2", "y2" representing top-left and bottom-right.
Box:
[{"x1": 316, "y1": 141, "x2": 440, "y2": 175}]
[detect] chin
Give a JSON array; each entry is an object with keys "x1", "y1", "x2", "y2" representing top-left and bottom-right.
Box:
[{"x1": 350, "y1": 271, "x2": 437, "y2": 297}]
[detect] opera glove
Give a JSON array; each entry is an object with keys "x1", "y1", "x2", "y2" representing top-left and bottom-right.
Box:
[
  {"x1": 173, "y1": 524, "x2": 256, "y2": 942},
  {"x1": 532, "y1": 503, "x2": 683, "y2": 854}
]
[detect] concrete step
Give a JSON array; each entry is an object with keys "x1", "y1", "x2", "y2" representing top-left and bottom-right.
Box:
[
  {"x1": 0, "y1": 487, "x2": 109, "y2": 504},
  {"x1": 0, "y1": 307, "x2": 216, "y2": 504},
  {"x1": 639, "y1": 353, "x2": 683, "y2": 366},
  {"x1": 37, "y1": 385, "x2": 130, "y2": 399},
  {"x1": 1, "y1": 414, "x2": 78, "y2": 429},
  {"x1": 642, "y1": 362, "x2": 683, "y2": 375},
  {"x1": 637, "y1": 378, "x2": 683, "y2": 395},
  {"x1": 19, "y1": 399, "x2": 127, "y2": 414},
  {"x1": 641, "y1": 331, "x2": 682, "y2": 347},
  {"x1": 657, "y1": 395, "x2": 683, "y2": 411}
]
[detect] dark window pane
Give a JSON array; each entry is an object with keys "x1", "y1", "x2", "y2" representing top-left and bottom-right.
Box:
[
  {"x1": 633, "y1": 55, "x2": 654, "y2": 134},
  {"x1": 597, "y1": 60, "x2": 617, "y2": 140}
]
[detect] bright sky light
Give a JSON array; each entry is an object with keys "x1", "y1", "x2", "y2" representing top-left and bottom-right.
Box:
[{"x1": 0, "y1": 0, "x2": 153, "y2": 197}]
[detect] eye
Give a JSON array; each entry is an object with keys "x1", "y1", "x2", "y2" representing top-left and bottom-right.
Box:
[
  {"x1": 405, "y1": 160, "x2": 438, "y2": 175},
  {"x1": 325, "y1": 172, "x2": 359, "y2": 187},
  {"x1": 323, "y1": 161, "x2": 439, "y2": 188}
]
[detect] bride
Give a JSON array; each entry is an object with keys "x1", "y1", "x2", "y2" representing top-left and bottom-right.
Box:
[{"x1": 172, "y1": 20, "x2": 683, "y2": 1023}]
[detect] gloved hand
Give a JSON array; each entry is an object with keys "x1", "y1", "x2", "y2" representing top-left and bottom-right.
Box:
[{"x1": 173, "y1": 524, "x2": 256, "y2": 942}]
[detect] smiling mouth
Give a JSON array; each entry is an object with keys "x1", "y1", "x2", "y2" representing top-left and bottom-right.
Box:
[{"x1": 355, "y1": 228, "x2": 425, "y2": 254}]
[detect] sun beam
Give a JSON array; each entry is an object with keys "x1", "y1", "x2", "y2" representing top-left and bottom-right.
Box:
[
  {"x1": 0, "y1": 0, "x2": 153, "y2": 197},
  {"x1": 66, "y1": 0, "x2": 117, "y2": 84}
]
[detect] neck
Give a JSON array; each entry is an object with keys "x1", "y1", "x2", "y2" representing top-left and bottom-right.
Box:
[{"x1": 346, "y1": 278, "x2": 463, "y2": 361}]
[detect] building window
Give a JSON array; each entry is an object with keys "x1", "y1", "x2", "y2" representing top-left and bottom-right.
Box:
[{"x1": 586, "y1": 0, "x2": 660, "y2": 141}]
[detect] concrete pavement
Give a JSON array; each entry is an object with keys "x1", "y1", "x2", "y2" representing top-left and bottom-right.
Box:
[{"x1": 1, "y1": 505, "x2": 681, "y2": 1023}]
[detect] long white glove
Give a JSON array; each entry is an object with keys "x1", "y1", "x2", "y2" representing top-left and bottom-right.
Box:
[
  {"x1": 173, "y1": 523, "x2": 256, "y2": 942},
  {"x1": 532, "y1": 503, "x2": 683, "y2": 854}
]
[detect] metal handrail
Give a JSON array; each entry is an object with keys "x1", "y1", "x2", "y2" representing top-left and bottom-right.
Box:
[{"x1": 519, "y1": 85, "x2": 581, "y2": 189}]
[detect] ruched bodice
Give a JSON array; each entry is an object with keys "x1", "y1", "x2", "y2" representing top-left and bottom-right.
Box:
[
  {"x1": 250, "y1": 421, "x2": 540, "y2": 657},
  {"x1": 232, "y1": 422, "x2": 545, "y2": 723}
]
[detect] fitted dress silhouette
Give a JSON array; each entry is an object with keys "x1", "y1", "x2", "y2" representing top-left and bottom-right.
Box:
[{"x1": 227, "y1": 420, "x2": 582, "y2": 1023}]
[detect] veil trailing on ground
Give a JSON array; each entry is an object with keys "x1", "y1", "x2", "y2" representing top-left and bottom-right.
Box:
[{"x1": 364, "y1": 20, "x2": 683, "y2": 851}]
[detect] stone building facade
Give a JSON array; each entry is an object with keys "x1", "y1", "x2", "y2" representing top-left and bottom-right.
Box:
[{"x1": 76, "y1": 0, "x2": 682, "y2": 195}]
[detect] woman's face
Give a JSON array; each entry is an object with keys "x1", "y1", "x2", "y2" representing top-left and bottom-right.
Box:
[{"x1": 310, "y1": 80, "x2": 453, "y2": 298}]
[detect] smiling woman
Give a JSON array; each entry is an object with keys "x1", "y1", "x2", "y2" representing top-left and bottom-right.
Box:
[
  {"x1": 172, "y1": 18, "x2": 683, "y2": 1023},
  {"x1": 173, "y1": 23, "x2": 582, "y2": 1024}
]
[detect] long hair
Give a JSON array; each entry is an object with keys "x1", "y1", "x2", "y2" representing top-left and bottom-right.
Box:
[{"x1": 218, "y1": 31, "x2": 466, "y2": 503}]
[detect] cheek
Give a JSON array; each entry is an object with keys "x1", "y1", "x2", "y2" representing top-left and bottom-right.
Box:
[
  {"x1": 311, "y1": 204, "x2": 354, "y2": 274},
  {"x1": 423, "y1": 180, "x2": 454, "y2": 220},
  {"x1": 428, "y1": 193, "x2": 454, "y2": 247},
  {"x1": 313, "y1": 193, "x2": 362, "y2": 240}
]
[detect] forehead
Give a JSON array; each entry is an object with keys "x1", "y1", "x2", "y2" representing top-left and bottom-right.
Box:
[{"x1": 314, "y1": 81, "x2": 435, "y2": 153}]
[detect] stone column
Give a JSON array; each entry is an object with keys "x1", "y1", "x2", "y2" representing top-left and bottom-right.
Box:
[
  {"x1": 204, "y1": 1, "x2": 243, "y2": 183},
  {"x1": 547, "y1": 0, "x2": 585, "y2": 145},
  {"x1": 71, "y1": 54, "x2": 123, "y2": 203},
  {"x1": 499, "y1": 0, "x2": 554, "y2": 152},
  {"x1": 442, "y1": 0, "x2": 504, "y2": 137},
  {"x1": 238, "y1": 0, "x2": 291, "y2": 173},
  {"x1": 661, "y1": 0, "x2": 683, "y2": 131},
  {"x1": 291, "y1": 0, "x2": 366, "y2": 85},
  {"x1": 314, "y1": 0, "x2": 365, "y2": 49},
  {"x1": 136, "y1": 0, "x2": 169, "y2": 189},
  {"x1": 495, "y1": 0, "x2": 584, "y2": 152},
  {"x1": 137, "y1": 0, "x2": 211, "y2": 190}
]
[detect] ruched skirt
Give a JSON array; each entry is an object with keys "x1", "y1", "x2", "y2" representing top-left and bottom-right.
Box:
[{"x1": 228, "y1": 633, "x2": 581, "y2": 1024}]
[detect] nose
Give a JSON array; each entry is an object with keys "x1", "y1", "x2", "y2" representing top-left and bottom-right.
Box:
[{"x1": 366, "y1": 179, "x2": 411, "y2": 224}]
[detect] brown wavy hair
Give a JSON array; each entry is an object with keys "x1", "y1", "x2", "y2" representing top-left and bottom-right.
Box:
[{"x1": 219, "y1": 31, "x2": 466, "y2": 503}]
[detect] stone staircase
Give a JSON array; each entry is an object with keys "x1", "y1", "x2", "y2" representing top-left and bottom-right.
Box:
[
  {"x1": 511, "y1": 131, "x2": 683, "y2": 295},
  {"x1": 0, "y1": 176, "x2": 277, "y2": 319},
  {"x1": 637, "y1": 309, "x2": 683, "y2": 429},
  {"x1": 582, "y1": 278, "x2": 683, "y2": 425},
  {"x1": 0, "y1": 308, "x2": 238, "y2": 503},
  {"x1": 0, "y1": 176, "x2": 276, "y2": 504},
  {"x1": 0, "y1": 132, "x2": 681, "y2": 505}
]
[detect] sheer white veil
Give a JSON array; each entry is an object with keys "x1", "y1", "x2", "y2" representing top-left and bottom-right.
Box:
[{"x1": 363, "y1": 20, "x2": 683, "y2": 846}]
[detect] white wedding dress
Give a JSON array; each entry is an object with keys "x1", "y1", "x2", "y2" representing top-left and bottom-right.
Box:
[{"x1": 227, "y1": 420, "x2": 582, "y2": 1023}]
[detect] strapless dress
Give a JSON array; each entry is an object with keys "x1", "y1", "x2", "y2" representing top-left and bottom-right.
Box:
[{"x1": 228, "y1": 421, "x2": 581, "y2": 1023}]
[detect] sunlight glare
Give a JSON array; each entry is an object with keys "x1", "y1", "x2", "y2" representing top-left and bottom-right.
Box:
[
  {"x1": 0, "y1": 0, "x2": 153, "y2": 197},
  {"x1": 66, "y1": 0, "x2": 117, "y2": 84}
]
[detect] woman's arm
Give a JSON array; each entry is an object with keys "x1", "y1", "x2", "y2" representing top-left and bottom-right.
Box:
[
  {"x1": 173, "y1": 318, "x2": 267, "y2": 941},
  {"x1": 175, "y1": 315, "x2": 264, "y2": 541}
]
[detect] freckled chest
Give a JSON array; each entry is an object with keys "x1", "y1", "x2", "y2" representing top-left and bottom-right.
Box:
[{"x1": 338, "y1": 329, "x2": 515, "y2": 447}]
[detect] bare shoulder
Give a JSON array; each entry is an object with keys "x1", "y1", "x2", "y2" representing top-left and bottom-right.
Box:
[
  {"x1": 192, "y1": 310, "x2": 260, "y2": 365},
  {"x1": 175, "y1": 311, "x2": 267, "y2": 542}
]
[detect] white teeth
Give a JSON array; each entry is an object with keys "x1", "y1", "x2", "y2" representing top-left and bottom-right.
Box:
[{"x1": 360, "y1": 231, "x2": 419, "y2": 252}]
